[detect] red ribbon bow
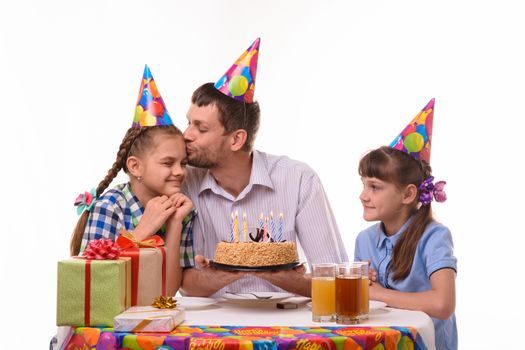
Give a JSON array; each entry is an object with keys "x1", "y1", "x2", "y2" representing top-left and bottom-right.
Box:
[
  {"x1": 116, "y1": 230, "x2": 164, "y2": 249},
  {"x1": 82, "y1": 239, "x2": 120, "y2": 260}
]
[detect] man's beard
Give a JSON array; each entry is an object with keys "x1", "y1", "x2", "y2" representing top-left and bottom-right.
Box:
[{"x1": 188, "y1": 150, "x2": 218, "y2": 169}]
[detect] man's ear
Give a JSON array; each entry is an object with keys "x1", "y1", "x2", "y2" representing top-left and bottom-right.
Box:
[
  {"x1": 230, "y1": 129, "x2": 248, "y2": 152},
  {"x1": 402, "y1": 184, "x2": 419, "y2": 205},
  {"x1": 126, "y1": 156, "x2": 142, "y2": 178}
]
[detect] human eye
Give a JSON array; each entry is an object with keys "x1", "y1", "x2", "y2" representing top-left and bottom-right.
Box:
[{"x1": 370, "y1": 183, "x2": 381, "y2": 192}]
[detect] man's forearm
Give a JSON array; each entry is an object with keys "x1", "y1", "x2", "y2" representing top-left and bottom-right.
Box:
[
  {"x1": 180, "y1": 267, "x2": 243, "y2": 297},
  {"x1": 257, "y1": 271, "x2": 312, "y2": 297},
  {"x1": 180, "y1": 268, "x2": 219, "y2": 297}
]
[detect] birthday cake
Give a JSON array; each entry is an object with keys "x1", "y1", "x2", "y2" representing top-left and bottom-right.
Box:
[{"x1": 214, "y1": 241, "x2": 299, "y2": 267}]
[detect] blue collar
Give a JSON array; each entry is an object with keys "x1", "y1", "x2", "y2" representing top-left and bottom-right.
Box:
[{"x1": 376, "y1": 217, "x2": 413, "y2": 249}]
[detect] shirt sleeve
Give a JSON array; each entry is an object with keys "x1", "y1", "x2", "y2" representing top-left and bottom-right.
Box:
[
  {"x1": 295, "y1": 170, "x2": 349, "y2": 264},
  {"x1": 354, "y1": 232, "x2": 363, "y2": 261},
  {"x1": 421, "y1": 224, "x2": 457, "y2": 277},
  {"x1": 180, "y1": 209, "x2": 197, "y2": 268},
  {"x1": 80, "y1": 199, "x2": 125, "y2": 252}
]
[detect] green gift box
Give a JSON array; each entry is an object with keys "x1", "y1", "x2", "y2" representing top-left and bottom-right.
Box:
[{"x1": 57, "y1": 257, "x2": 132, "y2": 326}]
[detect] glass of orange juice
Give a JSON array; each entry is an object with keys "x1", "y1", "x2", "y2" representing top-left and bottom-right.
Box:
[
  {"x1": 311, "y1": 263, "x2": 336, "y2": 322},
  {"x1": 354, "y1": 261, "x2": 370, "y2": 320}
]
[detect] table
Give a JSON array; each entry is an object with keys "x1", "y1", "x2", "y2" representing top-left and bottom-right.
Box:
[{"x1": 55, "y1": 296, "x2": 435, "y2": 350}]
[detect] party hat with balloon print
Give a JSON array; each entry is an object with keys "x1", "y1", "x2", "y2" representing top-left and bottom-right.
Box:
[
  {"x1": 132, "y1": 65, "x2": 174, "y2": 128},
  {"x1": 214, "y1": 38, "x2": 260, "y2": 103},
  {"x1": 389, "y1": 98, "x2": 434, "y2": 164}
]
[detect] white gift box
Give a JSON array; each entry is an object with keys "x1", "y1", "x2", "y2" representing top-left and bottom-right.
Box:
[{"x1": 113, "y1": 306, "x2": 185, "y2": 332}]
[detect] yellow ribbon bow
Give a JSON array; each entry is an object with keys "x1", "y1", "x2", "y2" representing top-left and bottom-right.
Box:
[{"x1": 152, "y1": 296, "x2": 177, "y2": 309}]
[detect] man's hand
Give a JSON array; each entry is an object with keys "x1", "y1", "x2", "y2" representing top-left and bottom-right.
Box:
[
  {"x1": 180, "y1": 255, "x2": 246, "y2": 297},
  {"x1": 251, "y1": 264, "x2": 311, "y2": 297}
]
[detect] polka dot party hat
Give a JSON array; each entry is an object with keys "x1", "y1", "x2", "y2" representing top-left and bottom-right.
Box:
[
  {"x1": 214, "y1": 38, "x2": 260, "y2": 103},
  {"x1": 389, "y1": 98, "x2": 434, "y2": 164},
  {"x1": 132, "y1": 65, "x2": 174, "y2": 128}
]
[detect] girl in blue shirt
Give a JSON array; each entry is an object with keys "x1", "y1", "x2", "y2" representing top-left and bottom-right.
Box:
[{"x1": 354, "y1": 100, "x2": 457, "y2": 350}]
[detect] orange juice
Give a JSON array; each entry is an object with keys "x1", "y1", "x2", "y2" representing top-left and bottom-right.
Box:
[
  {"x1": 312, "y1": 277, "x2": 335, "y2": 319},
  {"x1": 360, "y1": 276, "x2": 369, "y2": 318}
]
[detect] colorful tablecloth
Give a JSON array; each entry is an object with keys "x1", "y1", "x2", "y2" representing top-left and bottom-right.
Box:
[{"x1": 63, "y1": 325, "x2": 427, "y2": 350}]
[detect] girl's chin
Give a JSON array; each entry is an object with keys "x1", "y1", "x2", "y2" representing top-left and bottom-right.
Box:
[
  {"x1": 363, "y1": 214, "x2": 377, "y2": 222},
  {"x1": 164, "y1": 188, "x2": 182, "y2": 196}
]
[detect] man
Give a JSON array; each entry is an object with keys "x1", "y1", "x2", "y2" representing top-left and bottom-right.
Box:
[{"x1": 180, "y1": 38, "x2": 347, "y2": 297}]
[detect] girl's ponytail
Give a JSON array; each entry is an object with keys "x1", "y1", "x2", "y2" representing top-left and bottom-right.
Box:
[
  {"x1": 69, "y1": 128, "x2": 143, "y2": 256},
  {"x1": 390, "y1": 203, "x2": 432, "y2": 281},
  {"x1": 389, "y1": 160, "x2": 433, "y2": 281}
]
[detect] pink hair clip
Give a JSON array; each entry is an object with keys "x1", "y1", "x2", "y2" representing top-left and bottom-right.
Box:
[
  {"x1": 74, "y1": 188, "x2": 97, "y2": 215},
  {"x1": 418, "y1": 177, "x2": 447, "y2": 206}
]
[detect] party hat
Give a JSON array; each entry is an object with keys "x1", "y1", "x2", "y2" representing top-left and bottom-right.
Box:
[
  {"x1": 389, "y1": 98, "x2": 434, "y2": 164},
  {"x1": 132, "y1": 65, "x2": 174, "y2": 128},
  {"x1": 214, "y1": 38, "x2": 260, "y2": 103}
]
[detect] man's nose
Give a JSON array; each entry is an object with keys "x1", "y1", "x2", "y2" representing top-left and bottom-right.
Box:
[{"x1": 183, "y1": 127, "x2": 192, "y2": 141}]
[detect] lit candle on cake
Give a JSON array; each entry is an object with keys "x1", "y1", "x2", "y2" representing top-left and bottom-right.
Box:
[
  {"x1": 243, "y1": 212, "x2": 248, "y2": 242},
  {"x1": 258, "y1": 212, "x2": 264, "y2": 231},
  {"x1": 277, "y1": 212, "x2": 283, "y2": 242},
  {"x1": 263, "y1": 216, "x2": 269, "y2": 242},
  {"x1": 230, "y1": 212, "x2": 234, "y2": 242},
  {"x1": 234, "y1": 210, "x2": 239, "y2": 242},
  {"x1": 269, "y1": 210, "x2": 275, "y2": 240}
]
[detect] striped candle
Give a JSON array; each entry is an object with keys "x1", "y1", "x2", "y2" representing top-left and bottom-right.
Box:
[
  {"x1": 263, "y1": 216, "x2": 269, "y2": 242},
  {"x1": 229, "y1": 212, "x2": 234, "y2": 242},
  {"x1": 258, "y1": 212, "x2": 264, "y2": 230},
  {"x1": 269, "y1": 211, "x2": 275, "y2": 240},
  {"x1": 277, "y1": 212, "x2": 283, "y2": 241}
]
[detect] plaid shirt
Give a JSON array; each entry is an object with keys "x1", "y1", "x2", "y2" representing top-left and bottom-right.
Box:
[{"x1": 80, "y1": 183, "x2": 196, "y2": 267}]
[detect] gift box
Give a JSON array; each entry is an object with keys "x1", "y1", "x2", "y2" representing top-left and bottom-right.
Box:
[
  {"x1": 57, "y1": 257, "x2": 131, "y2": 326},
  {"x1": 113, "y1": 305, "x2": 185, "y2": 332},
  {"x1": 119, "y1": 247, "x2": 165, "y2": 306},
  {"x1": 117, "y1": 231, "x2": 167, "y2": 306}
]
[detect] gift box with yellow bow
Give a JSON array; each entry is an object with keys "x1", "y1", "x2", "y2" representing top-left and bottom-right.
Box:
[
  {"x1": 117, "y1": 230, "x2": 168, "y2": 306},
  {"x1": 113, "y1": 297, "x2": 185, "y2": 332},
  {"x1": 57, "y1": 239, "x2": 132, "y2": 326}
]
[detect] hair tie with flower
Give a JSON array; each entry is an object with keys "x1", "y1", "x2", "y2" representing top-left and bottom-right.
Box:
[
  {"x1": 74, "y1": 188, "x2": 97, "y2": 215},
  {"x1": 418, "y1": 176, "x2": 447, "y2": 206}
]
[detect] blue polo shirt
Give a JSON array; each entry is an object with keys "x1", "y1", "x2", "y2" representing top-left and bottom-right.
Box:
[{"x1": 354, "y1": 219, "x2": 458, "y2": 350}]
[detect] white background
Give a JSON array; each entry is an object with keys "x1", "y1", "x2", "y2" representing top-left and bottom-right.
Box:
[{"x1": 0, "y1": 0, "x2": 523, "y2": 348}]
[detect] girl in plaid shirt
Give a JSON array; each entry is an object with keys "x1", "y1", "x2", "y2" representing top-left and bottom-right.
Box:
[{"x1": 70, "y1": 66, "x2": 195, "y2": 295}]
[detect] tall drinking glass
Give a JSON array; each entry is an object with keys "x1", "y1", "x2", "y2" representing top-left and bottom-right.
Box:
[
  {"x1": 335, "y1": 263, "x2": 362, "y2": 324},
  {"x1": 354, "y1": 262, "x2": 370, "y2": 320},
  {"x1": 311, "y1": 263, "x2": 336, "y2": 322}
]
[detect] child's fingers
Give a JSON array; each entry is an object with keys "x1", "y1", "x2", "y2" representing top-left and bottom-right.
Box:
[{"x1": 171, "y1": 193, "x2": 189, "y2": 208}]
